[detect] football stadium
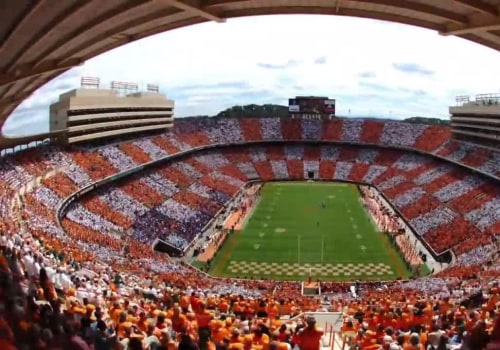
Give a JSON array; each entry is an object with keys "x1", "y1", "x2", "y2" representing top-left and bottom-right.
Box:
[{"x1": 2, "y1": 2, "x2": 500, "y2": 350}]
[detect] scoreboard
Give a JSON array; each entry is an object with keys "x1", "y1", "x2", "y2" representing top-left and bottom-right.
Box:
[{"x1": 288, "y1": 96, "x2": 336, "y2": 118}]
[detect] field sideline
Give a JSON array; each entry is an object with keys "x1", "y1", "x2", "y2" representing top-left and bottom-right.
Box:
[{"x1": 208, "y1": 182, "x2": 410, "y2": 281}]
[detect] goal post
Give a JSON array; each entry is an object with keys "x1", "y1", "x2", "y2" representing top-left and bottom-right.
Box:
[
  {"x1": 321, "y1": 235, "x2": 325, "y2": 264},
  {"x1": 297, "y1": 234, "x2": 301, "y2": 265}
]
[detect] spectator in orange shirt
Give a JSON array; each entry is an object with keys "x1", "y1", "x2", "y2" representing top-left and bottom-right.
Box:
[
  {"x1": 230, "y1": 328, "x2": 244, "y2": 344},
  {"x1": 297, "y1": 316, "x2": 323, "y2": 350},
  {"x1": 197, "y1": 302, "x2": 213, "y2": 341},
  {"x1": 252, "y1": 323, "x2": 270, "y2": 350},
  {"x1": 171, "y1": 306, "x2": 188, "y2": 333},
  {"x1": 403, "y1": 333, "x2": 424, "y2": 350},
  {"x1": 463, "y1": 320, "x2": 490, "y2": 350}
]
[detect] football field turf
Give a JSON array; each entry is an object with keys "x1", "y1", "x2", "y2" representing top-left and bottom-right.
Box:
[{"x1": 209, "y1": 182, "x2": 410, "y2": 281}]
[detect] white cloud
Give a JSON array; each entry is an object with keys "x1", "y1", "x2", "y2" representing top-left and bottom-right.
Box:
[{"x1": 4, "y1": 14, "x2": 500, "y2": 136}]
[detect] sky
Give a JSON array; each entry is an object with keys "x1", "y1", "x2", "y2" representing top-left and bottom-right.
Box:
[{"x1": 3, "y1": 14, "x2": 500, "y2": 137}]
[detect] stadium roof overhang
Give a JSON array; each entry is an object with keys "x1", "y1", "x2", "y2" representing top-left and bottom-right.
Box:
[{"x1": 1, "y1": 0, "x2": 500, "y2": 147}]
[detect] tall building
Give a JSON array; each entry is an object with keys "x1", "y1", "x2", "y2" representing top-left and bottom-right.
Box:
[
  {"x1": 450, "y1": 93, "x2": 500, "y2": 149},
  {"x1": 50, "y1": 77, "x2": 174, "y2": 145}
]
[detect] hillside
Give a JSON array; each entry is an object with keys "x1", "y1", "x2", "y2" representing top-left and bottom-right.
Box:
[
  {"x1": 403, "y1": 117, "x2": 450, "y2": 125},
  {"x1": 183, "y1": 104, "x2": 450, "y2": 125}
]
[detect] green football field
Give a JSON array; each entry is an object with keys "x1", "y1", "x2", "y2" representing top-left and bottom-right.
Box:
[{"x1": 208, "y1": 182, "x2": 410, "y2": 281}]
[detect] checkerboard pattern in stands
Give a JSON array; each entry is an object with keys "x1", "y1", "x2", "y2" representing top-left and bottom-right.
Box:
[{"x1": 227, "y1": 261, "x2": 394, "y2": 277}]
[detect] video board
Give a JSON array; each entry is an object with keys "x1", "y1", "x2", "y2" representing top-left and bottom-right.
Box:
[{"x1": 288, "y1": 96, "x2": 336, "y2": 118}]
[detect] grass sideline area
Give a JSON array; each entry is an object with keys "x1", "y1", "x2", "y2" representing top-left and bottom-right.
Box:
[{"x1": 208, "y1": 182, "x2": 411, "y2": 281}]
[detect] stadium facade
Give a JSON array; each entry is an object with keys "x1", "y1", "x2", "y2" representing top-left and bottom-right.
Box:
[
  {"x1": 451, "y1": 93, "x2": 500, "y2": 149},
  {"x1": 49, "y1": 77, "x2": 174, "y2": 145}
]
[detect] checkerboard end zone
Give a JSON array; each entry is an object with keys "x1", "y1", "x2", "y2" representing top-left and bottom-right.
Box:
[{"x1": 226, "y1": 261, "x2": 394, "y2": 277}]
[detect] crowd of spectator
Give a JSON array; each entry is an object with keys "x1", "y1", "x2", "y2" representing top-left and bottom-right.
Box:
[
  {"x1": 4, "y1": 226, "x2": 500, "y2": 350},
  {"x1": 0, "y1": 122, "x2": 498, "y2": 262},
  {"x1": 34, "y1": 143, "x2": 498, "y2": 264},
  {"x1": 2, "y1": 116, "x2": 500, "y2": 349}
]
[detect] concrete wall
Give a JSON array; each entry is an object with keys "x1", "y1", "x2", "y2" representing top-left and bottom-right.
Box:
[
  {"x1": 449, "y1": 104, "x2": 500, "y2": 146},
  {"x1": 49, "y1": 88, "x2": 175, "y2": 144},
  {"x1": 67, "y1": 124, "x2": 173, "y2": 143},
  {"x1": 450, "y1": 104, "x2": 500, "y2": 116},
  {"x1": 60, "y1": 88, "x2": 174, "y2": 110}
]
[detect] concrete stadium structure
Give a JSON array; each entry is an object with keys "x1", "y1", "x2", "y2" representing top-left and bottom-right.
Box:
[
  {"x1": 451, "y1": 93, "x2": 500, "y2": 148},
  {"x1": 2, "y1": 0, "x2": 500, "y2": 148},
  {"x1": 49, "y1": 80, "x2": 174, "y2": 145},
  {"x1": 4, "y1": 4, "x2": 500, "y2": 348}
]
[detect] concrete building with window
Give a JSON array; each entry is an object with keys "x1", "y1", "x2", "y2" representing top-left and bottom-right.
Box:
[
  {"x1": 50, "y1": 79, "x2": 174, "y2": 145},
  {"x1": 450, "y1": 93, "x2": 500, "y2": 149}
]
